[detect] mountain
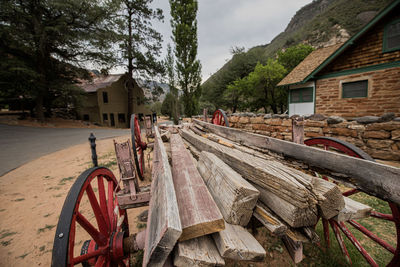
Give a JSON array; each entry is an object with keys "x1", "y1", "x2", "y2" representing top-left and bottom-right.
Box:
[{"x1": 201, "y1": 0, "x2": 392, "y2": 108}]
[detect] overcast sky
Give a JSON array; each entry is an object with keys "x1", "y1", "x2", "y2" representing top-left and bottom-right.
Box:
[{"x1": 114, "y1": 0, "x2": 313, "y2": 81}]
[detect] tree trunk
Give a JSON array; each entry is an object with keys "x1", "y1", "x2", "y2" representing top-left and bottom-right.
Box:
[
  {"x1": 35, "y1": 93, "x2": 45, "y2": 122},
  {"x1": 126, "y1": 7, "x2": 134, "y2": 121}
]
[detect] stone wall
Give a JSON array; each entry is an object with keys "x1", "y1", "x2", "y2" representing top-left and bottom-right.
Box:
[{"x1": 225, "y1": 112, "x2": 400, "y2": 161}]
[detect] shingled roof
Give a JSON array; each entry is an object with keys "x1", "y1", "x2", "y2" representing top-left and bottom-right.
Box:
[
  {"x1": 277, "y1": 43, "x2": 343, "y2": 86},
  {"x1": 79, "y1": 74, "x2": 123, "y2": 93}
]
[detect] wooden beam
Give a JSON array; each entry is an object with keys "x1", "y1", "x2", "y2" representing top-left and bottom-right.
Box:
[
  {"x1": 181, "y1": 129, "x2": 318, "y2": 211},
  {"x1": 193, "y1": 119, "x2": 400, "y2": 205},
  {"x1": 197, "y1": 151, "x2": 259, "y2": 226},
  {"x1": 170, "y1": 134, "x2": 225, "y2": 241},
  {"x1": 252, "y1": 183, "x2": 318, "y2": 227},
  {"x1": 174, "y1": 235, "x2": 225, "y2": 267},
  {"x1": 253, "y1": 203, "x2": 287, "y2": 236},
  {"x1": 213, "y1": 222, "x2": 266, "y2": 261},
  {"x1": 282, "y1": 235, "x2": 303, "y2": 264},
  {"x1": 313, "y1": 177, "x2": 345, "y2": 219},
  {"x1": 334, "y1": 196, "x2": 372, "y2": 222},
  {"x1": 143, "y1": 127, "x2": 182, "y2": 267}
]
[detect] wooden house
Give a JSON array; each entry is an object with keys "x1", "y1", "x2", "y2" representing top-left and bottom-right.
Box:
[
  {"x1": 78, "y1": 74, "x2": 150, "y2": 128},
  {"x1": 278, "y1": 0, "x2": 400, "y2": 118}
]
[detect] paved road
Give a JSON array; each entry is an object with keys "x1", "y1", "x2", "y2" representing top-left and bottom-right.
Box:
[{"x1": 0, "y1": 124, "x2": 130, "y2": 176}]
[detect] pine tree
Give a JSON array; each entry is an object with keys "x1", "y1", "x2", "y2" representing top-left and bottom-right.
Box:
[
  {"x1": 170, "y1": 0, "x2": 202, "y2": 117},
  {"x1": 0, "y1": 0, "x2": 119, "y2": 121},
  {"x1": 114, "y1": 0, "x2": 164, "y2": 120}
]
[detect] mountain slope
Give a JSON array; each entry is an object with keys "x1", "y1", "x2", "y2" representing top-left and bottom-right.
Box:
[{"x1": 201, "y1": 0, "x2": 392, "y2": 108}]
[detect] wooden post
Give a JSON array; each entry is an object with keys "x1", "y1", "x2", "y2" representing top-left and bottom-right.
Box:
[
  {"x1": 203, "y1": 108, "x2": 208, "y2": 122},
  {"x1": 88, "y1": 133, "x2": 98, "y2": 167},
  {"x1": 291, "y1": 116, "x2": 304, "y2": 145}
]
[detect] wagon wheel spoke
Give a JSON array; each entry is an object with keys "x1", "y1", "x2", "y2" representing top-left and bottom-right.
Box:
[
  {"x1": 211, "y1": 109, "x2": 229, "y2": 127},
  {"x1": 330, "y1": 220, "x2": 352, "y2": 264},
  {"x1": 52, "y1": 167, "x2": 129, "y2": 266},
  {"x1": 305, "y1": 136, "x2": 399, "y2": 266},
  {"x1": 131, "y1": 114, "x2": 145, "y2": 180}
]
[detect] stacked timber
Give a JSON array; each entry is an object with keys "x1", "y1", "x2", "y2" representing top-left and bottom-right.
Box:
[
  {"x1": 181, "y1": 128, "x2": 345, "y2": 228},
  {"x1": 197, "y1": 151, "x2": 259, "y2": 226}
]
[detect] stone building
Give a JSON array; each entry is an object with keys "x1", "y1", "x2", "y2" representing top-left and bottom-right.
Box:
[
  {"x1": 78, "y1": 74, "x2": 150, "y2": 128},
  {"x1": 278, "y1": 0, "x2": 400, "y2": 118}
]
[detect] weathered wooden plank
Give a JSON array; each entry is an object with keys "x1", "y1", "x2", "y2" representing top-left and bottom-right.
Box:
[
  {"x1": 181, "y1": 129, "x2": 318, "y2": 210},
  {"x1": 193, "y1": 119, "x2": 400, "y2": 205},
  {"x1": 197, "y1": 151, "x2": 259, "y2": 226},
  {"x1": 282, "y1": 235, "x2": 303, "y2": 264},
  {"x1": 334, "y1": 196, "x2": 372, "y2": 222},
  {"x1": 171, "y1": 134, "x2": 225, "y2": 241},
  {"x1": 174, "y1": 235, "x2": 225, "y2": 267},
  {"x1": 213, "y1": 222, "x2": 266, "y2": 261},
  {"x1": 253, "y1": 203, "x2": 287, "y2": 236},
  {"x1": 313, "y1": 177, "x2": 345, "y2": 219},
  {"x1": 143, "y1": 127, "x2": 182, "y2": 267},
  {"x1": 252, "y1": 183, "x2": 318, "y2": 227}
]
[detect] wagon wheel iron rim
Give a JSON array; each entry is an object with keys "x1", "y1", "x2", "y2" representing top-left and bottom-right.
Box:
[
  {"x1": 212, "y1": 109, "x2": 229, "y2": 127},
  {"x1": 131, "y1": 114, "x2": 146, "y2": 180},
  {"x1": 304, "y1": 136, "x2": 400, "y2": 266},
  {"x1": 51, "y1": 167, "x2": 129, "y2": 266}
]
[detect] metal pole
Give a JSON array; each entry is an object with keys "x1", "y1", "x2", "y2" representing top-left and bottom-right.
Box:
[{"x1": 89, "y1": 133, "x2": 98, "y2": 167}]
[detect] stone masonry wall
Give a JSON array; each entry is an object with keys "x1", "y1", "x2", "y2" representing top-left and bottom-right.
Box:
[{"x1": 225, "y1": 113, "x2": 400, "y2": 161}]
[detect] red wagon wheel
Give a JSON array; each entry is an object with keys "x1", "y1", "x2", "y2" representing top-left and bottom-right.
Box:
[
  {"x1": 52, "y1": 167, "x2": 129, "y2": 266},
  {"x1": 212, "y1": 109, "x2": 229, "y2": 127},
  {"x1": 304, "y1": 137, "x2": 400, "y2": 266},
  {"x1": 131, "y1": 114, "x2": 147, "y2": 180}
]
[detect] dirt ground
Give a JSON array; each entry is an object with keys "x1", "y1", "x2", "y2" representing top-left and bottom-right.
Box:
[{"x1": 0, "y1": 134, "x2": 152, "y2": 266}]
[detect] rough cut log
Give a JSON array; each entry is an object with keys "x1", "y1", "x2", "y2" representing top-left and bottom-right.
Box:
[
  {"x1": 183, "y1": 139, "x2": 201, "y2": 160},
  {"x1": 170, "y1": 134, "x2": 225, "y2": 241},
  {"x1": 282, "y1": 235, "x2": 303, "y2": 264},
  {"x1": 301, "y1": 227, "x2": 320, "y2": 244},
  {"x1": 313, "y1": 177, "x2": 345, "y2": 219},
  {"x1": 143, "y1": 127, "x2": 182, "y2": 267},
  {"x1": 180, "y1": 129, "x2": 317, "y2": 210},
  {"x1": 197, "y1": 151, "x2": 259, "y2": 226},
  {"x1": 334, "y1": 196, "x2": 372, "y2": 222},
  {"x1": 193, "y1": 119, "x2": 400, "y2": 205},
  {"x1": 213, "y1": 222, "x2": 266, "y2": 261},
  {"x1": 252, "y1": 183, "x2": 318, "y2": 227},
  {"x1": 253, "y1": 203, "x2": 287, "y2": 236},
  {"x1": 173, "y1": 235, "x2": 225, "y2": 267}
]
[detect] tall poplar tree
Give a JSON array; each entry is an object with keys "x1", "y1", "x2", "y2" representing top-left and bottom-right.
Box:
[
  {"x1": 164, "y1": 43, "x2": 179, "y2": 124},
  {"x1": 169, "y1": 0, "x2": 202, "y2": 117}
]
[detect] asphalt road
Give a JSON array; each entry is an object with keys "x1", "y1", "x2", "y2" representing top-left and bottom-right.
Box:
[{"x1": 0, "y1": 124, "x2": 130, "y2": 176}]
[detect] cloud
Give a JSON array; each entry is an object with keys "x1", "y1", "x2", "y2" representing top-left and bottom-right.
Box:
[{"x1": 114, "y1": 0, "x2": 312, "y2": 81}]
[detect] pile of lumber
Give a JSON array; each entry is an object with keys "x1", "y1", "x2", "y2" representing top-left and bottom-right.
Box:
[
  {"x1": 144, "y1": 123, "x2": 376, "y2": 266},
  {"x1": 144, "y1": 127, "x2": 268, "y2": 267},
  {"x1": 180, "y1": 124, "x2": 377, "y2": 264}
]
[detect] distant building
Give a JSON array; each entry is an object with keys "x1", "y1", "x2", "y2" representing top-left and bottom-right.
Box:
[
  {"x1": 278, "y1": 0, "x2": 400, "y2": 118},
  {"x1": 78, "y1": 74, "x2": 150, "y2": 128}
]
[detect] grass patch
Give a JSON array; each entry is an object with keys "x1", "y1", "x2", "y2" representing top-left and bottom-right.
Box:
[
  {"x1": 137, "y1": 223, "x2": 147, "y2": 229},
  {"x1": 16, "y1": 253, "x2": 28, "y2": 259},
  {"x1": 1, "y1": 239, "x2": 12, "y2": 246},
  {"x1": 1, "y1": 230, "x2": 17, "y2": 239},
  {"x1": 0, "y1": 209, "x2": 5, "y2": 212},
  {"x1": 102, "y1": 160, "x2": 117, "y2": 168},
  {"x1": 37, "y1": 224, "x2": 56, "y2": 234},
  {"x1": 13, "y1": 198, "x2": 25, "y2": 202},
  {"x1": 39, "y1": 245, "x2": 45, "y2": 252},
  {"x1": 46, "y1": 186, "x2": 61, "y2": 191},
  {"x1": 43, "y1": 175, "x2": 52, "y2": 179},
  {"x1": 43, "y1": 213, "x2": 52, "y2": 218},
  {"x1": 53, "y1": 194, "x2": 63, "y2": 198},
  {"x1": 59, "y1": 176, "x2": 74, "y2": 185}
]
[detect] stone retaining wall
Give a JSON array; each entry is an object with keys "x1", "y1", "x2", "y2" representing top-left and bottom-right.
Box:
[{"x1": 197, "y1": 113, "x2": 400, "y2": 161}]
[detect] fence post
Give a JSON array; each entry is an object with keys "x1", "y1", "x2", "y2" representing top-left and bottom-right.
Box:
[{"x1": 88, "y1": 133, "x2": 98, "y2": 167}]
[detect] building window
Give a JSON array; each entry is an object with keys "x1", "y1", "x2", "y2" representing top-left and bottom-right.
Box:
[
  {"x1": 103, "y1": 113, "x2": 108, "y2": 122},
  {"x1": 383, "y1": 19, "x2": 400, "y2": 52},
  {"x1": 118, "y1": 113, "x2": 126, "y2": 123},
  {"x1": 342, "y1": 80, "x2": 368, "y2": 98},
  {"x1": 83, "y1": 114, "x2": 89, "y2": 121},
  {"x1": 102, "y1": 91, "x2": 108, "y2": 103},
  {"x1": 289, "y1": 87, "x2": 313, "y2": 103}
]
